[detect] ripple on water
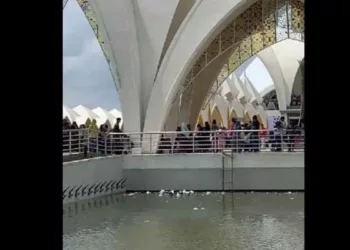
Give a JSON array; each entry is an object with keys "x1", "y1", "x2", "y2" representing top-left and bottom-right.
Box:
[{"x1": 63, "y1": 193, "x2": 304, "y2": 250}]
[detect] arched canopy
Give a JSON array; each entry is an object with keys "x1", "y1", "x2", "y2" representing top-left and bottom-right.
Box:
[
  {"x1": 197, "y1": 114, "x2": 204, "y2": 127},
  {"x1": 63, "y1": 105, "x2": 80, "y2": 124},
  {"x1": 211, "y1": 105, "x2": 223, "y2": 126},
  {"x1": 92, "y1": 107, "x2": 118, "y2": 127},
  {"x1": 143, "y1": 0, "x2": 304, "y2": 137}
]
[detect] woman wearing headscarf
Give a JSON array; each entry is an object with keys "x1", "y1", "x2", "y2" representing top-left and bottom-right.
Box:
[{"x1": 181, "y1": 122, "x2": 192, "y2": 153}]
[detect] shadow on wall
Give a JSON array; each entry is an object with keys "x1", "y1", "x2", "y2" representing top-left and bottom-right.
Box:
[
  {"x1": 63, "y1": 178, "x2": 126, "y2": 203},
  {"x1": 63, "y1": 193, "x2": 125, "y2": 218}
]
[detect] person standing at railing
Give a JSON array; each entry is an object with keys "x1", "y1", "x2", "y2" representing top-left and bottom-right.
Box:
[
  {"x1": 111, "y1": 123, "x2": 123, "y2": 155},
  {"x1": 273, "y1": 121, "x2": 283, "y2": 152},
  {"x1": 195, "y1": 124, "x2": 205, "y2": 152},
  {"x1": 88, "y1": 119, "x2": 99, "y2": 153},
  {"x1": 203, "y1": 122, "x2": 211, "y2": 152},
  {"x1": 250, "y1": 115, "x2": 260, "y2": 152},
  {"x1": 280, "y1": 116, "x2": 288, "y2": 147},
  {"x1": 174, "y1": 126, "x2": 185, "y2": 153},
  {"x1": 180, "y1": 122, "x2": 191, "y2": 153},
  {"x1": 70, "y1": 122, "x2": 79, "y2": 152},
  {"x1": 63, "y1": 119, "x2": 71, "y2": 152},
  {"x1": 115, "y1": 117, "x2": 122, "y2": 132},
  {"x1": 259, "y1": 124, "x2": 268, "y2": 149},
  {"x1": 218, "y1": 128, "x2": 226, "y2": 151},
  {"x1": 79, "y1": 124, "x2": 88, "y2": 154},
  {"x1": 229, "y1": 118, "x2": 242, "y2": 152},
  {"x1": 211, "y1": 119, "x2": 219, "y2": 152},
  {"x1": 98, "y1": 124, "x2": 109, "y2": 155}
]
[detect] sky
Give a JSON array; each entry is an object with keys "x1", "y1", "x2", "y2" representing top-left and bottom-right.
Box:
[{"x1": 63, "y1": 0, "x2": 273, "y2": 110}]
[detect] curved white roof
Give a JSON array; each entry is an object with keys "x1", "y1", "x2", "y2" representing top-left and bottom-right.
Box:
[
  {"x1": 259, "y1": 85, "x2": 275, "y2": 98},
  {"x1": 92, "y1": 107, "x2": 117, "y2": 127},
  {"x1": 63, "y1": 105, "x2": 80, "y2": 123},
  {"x1": 109, "y1": 109, "x2": 123, "y2": 127},
  {"x1": 244, "y1": 74, "x2": 263, "y2": 104},
  {"x1": 73, "y1": 105, "x2": 100, "y2": 125}
]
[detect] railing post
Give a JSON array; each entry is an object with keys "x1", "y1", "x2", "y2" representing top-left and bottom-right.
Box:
[
  {"x1": 78, "y1": 132, "x2": 81, "y2": 153},
  {"x1": 104, "y1": 135, "x2": 107, "y2": 155},
  {"x1": 171, "y1": 132, "x2": 174, "y2": 154},
  {"x1": 150, "y1": 133, "x2": 152, "y2": 153},
  {"x1": 192, "y1": 133, "x2": 195, "y2": 153},
  {"x1": 68, "y1": 130, "x2": 72, "y2": 154},
  {"x1": 96, "y1": 134, "x2": 99, "y2": 154},
  {"x1": 87, "y1": 131, "x2": 90, "y2": 153}
]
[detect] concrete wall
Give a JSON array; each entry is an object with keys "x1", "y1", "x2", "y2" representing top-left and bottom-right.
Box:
[
  {"x1": 63, "y1": 156, "x2": 125, "y2": 204},
  {"x1": 123, "y1": 152, "x2": 304, "y2": 191},
  {"x1": 63, "y1": 152, "x2": 304, "y2": 204}
]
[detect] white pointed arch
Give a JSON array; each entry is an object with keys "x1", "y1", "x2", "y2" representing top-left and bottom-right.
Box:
[
  {"x1": 256, "y1": 105, "x2": 268, "y2": 127},
  {"x1": 258, "y1": 39, "x2": 304, "y2": 109},
  {"x1": 258, "y1": 47, "x2": 288, "y2": 110},
  {"x1": 260, "y1": 84, "x2": 275, "y2": 98},
  {"x1": 244, "y1": 102, "x2": 257, "y2": 122},
  {"x1": 143, "y1": 0, "x2": 254, "y2": 133},
  {"x1": 88, "y1": 0, "x2": 142, "y2": 132},
  {"x1": 63, "y1": 105, "x2": 80, "y2": 124},
  {"x1": 244, "y1": 74, "x2": 263, "y2": 104},
  {"x1": 230, "y1": 99, "x2": 244, "y2": 118},
  {"x1": 200, "y1": 108, "x2": 210, "y2": 124},
  {"x1": 92, "y1": 107, "x2": 117, "y2": 127},
  {"x1": 211, "y1": 105, "x2": 224, "y2": 126},
  {"x1": 213, "y1": 95, "x2": 230, "y2": 127},
  {"x1": 230, "y1": 72, "x2": 246, "y2": 101}
]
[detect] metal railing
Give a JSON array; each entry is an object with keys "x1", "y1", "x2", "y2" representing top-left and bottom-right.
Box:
[
  {"x1": 63, "y1": 128, "x2": 304, "y2": 158},
  {"x1": 287, "y1": 105, "x2": 301, "y2": 110}
]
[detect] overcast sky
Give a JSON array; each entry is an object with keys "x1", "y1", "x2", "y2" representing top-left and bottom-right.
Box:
[{"x1": 63, "y1": 0, "x2": 272, "y2": 110}]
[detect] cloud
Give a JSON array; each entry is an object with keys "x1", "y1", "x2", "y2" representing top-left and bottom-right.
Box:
[{"x1": 63, "y1": 0, "x2": 121, "y2": 110}]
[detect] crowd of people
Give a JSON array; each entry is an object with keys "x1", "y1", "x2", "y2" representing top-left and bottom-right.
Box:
[
  {"x1": 263, "y1": 97, "x2": 279, "y2": 110},
  {"x1": 63, "y1": 116, "x2": 304, "y2": 155},
  {"x1": 63, "y1": 117, "x2": 133, "y2": 155},
  {"x1": 158, "y1": 116, "x2": 304, "y2": 154},
  {"x1": 290, "y1": 94, "x2": 302, "y2": 107}
]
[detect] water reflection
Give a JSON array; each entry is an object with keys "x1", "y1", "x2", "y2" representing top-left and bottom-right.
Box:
[{"x1": 63, "y1": 192, "x2": 304, "y2": 250}]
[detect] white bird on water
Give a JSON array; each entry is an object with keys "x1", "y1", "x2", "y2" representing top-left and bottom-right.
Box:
[
  {"x1": 146, "y1": 191, "x2": 151, "y2": 195},
  {"x1": 159, "y1": 189, "x2": 165, "y2": 197},
  {"x1": 193, "y1": 207, "x2": 199, "y2": 211},
  {"x1": 206, "y1": 191, "x2": 211, "y2": 195},
  {"x1": 176, "y1": 192, "x2": 181, "y2": 198}
]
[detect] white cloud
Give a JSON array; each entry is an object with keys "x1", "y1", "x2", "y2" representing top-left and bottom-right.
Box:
[{"x1": 63, "y1": 0, "x2": 121, "y2": 110}]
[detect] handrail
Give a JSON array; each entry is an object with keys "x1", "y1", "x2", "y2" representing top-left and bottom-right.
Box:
[{"x1": 63, "y1": 128, "x2": 304, "y2": 161}]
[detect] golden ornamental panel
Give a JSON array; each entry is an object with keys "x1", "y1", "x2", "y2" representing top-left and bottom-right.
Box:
[
  {"x1": 217, "y1": 64, "x2": 229, "y2": 84},
  {"x1": 291, "y1": 0, "x2": 304, "y2": 33},
  {"x1": 251, "y1": 32, "x2": 265, "y2": 54},
  {"x1": 189, "y1": 0, "x2": 304, "y2": 109},
  {"x1": 192, "y1": 53, "x2": 206, "y2": 76},
  {"x1": 228, "y1": 46, "x2": 240, "y2": 72},
  {"x1": 239, "y1": 37, "x2": 252, "y2": 63},
  {"x1": 206, "y1": 36, "x2": 221, "y2": 62},
  {"x1": 234, "y1": 15, "x2": 248, "y2": 42},
  {"x1": 241, "y1": 10, "x2": 252, "y2": 36},
  {"x1": 250, "y1": 1, "x2": 263, "y2": 34},
  {"x1": 221, "y1": 23, "x2": 235, "y2": 52}
]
